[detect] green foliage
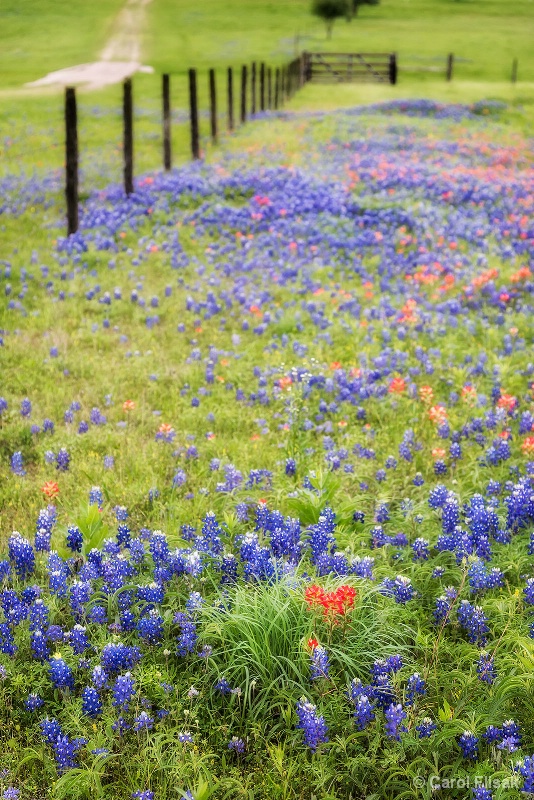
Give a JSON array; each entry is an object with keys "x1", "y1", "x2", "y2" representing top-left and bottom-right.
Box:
[{"x1": 311, "y1": 0, "x2": 348, "y2": 37}]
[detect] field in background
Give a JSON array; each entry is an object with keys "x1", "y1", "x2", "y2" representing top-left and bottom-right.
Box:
[
  {"x1": 0, "y1": 0, "x2": 532, "y2": 191},
  {"x1": 1, "y1": 0, "x2": 533, "y2": 90},
  {"x1": 146, "y1": 0, "x2": 534, "y2": 83},
  {"x1": 0, "y1": 0, "x2": 125, "y2": 87}
]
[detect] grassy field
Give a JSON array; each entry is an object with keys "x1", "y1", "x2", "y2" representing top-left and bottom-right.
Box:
[
  {"x1": 0, "y1": 0, "x2": 125, "y2": 87},
  {"x1": 0, "y1": 100, "x2": 534, "y2": 799},
  {"x1": 0, "y1": 0, "x2": 532, "y2": 192},
  {"x1": 1, "y1": 2, "x2": 534, "y2": 799},
  {"x1": 146, "y1": 0, "x2": 534, "y2": 82},
  {"x1": 1, "y1": 0, "x2": 533, "y2": 90}
]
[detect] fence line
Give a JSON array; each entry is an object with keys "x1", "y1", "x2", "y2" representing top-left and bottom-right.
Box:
[{"x1": 56, "y1": 51, "x2": 520, "y2": 234}]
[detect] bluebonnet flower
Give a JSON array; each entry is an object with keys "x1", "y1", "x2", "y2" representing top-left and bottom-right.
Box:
[
  {"x1": 112, "y1": 673, "x2": 135, "y2": 709},
  {"x1": 350, "y1": 555, "x2": 374, "y2": 579},
  {"x1": 132, "y1": 793, "x2": 154, "y2": 800},
  {"x1": 372, "y1": 674, "x2": 395, "y2": 709},
  {"x1": 285, "y1": 458, "x2": 297, "y2": 476},
  {"x1": 137, "y1": 611, "x2": 164, "y2": 644},
  {"x1": 25, "y1": 693, "x2": 44, "y2": 711},
  {"x1": 52, "y1": 734, "x2": 86, "y2": 772},
  {"x1": 8, "y1": 531, "x2": 35, "y2": 580},
  {"x1": 31, "y1": 630, "x2": 49, "y2": 661},
  {"x1": 101, "y1": 642, "x2": 141, "y2": 673},
  {"x1": 91, "y1": 665, "x2": 109, "y2": 690},
  {"x1": 20, "y1": 398, "x2": 31, "y2": 417},
  {"x1": 66, "y1": 525, "x2": 83, "y2": 553},
  {"x1": 416, "y1": 718, "x2": 437, "y2": 738},
  {"x1": 353, "y1": 694, "x2": 375, "y2": 730},
  {"x1": 56, "y1": 448, "x2": 70, "y2": 471},
  {"x1": 374, "y1": 503, "x2": 390, "y2": 523},
  {"x1": 477, "y1": 652, "x2": 496, "y2": 684},
  {"x1": 104, "y1": 455, "x2": 114, "y2": 469},
  {"x1": 133, "y1": 712, "x2": 154, "y2": 731},
  {"x1": 458, "y1": 730, "x2": 479, "y2": 759},
  {"x1": 406, "y1": 673, "x2": 425, "y2": 705},
  {"x1": 380, "y1": 575, "x2": 415, "y2": 604},
  {"x1": 89, "y1": 486, "x2": 103, "y2": 506},
  {"x1": 296, "y1": 698, "x2": 328, "y2": 752},
  {"x1": 179, "y1": 731, "x2": 194, "y2": 743},
  {"x1": 40, "y1": 717, "x2": 62, "y2": 743},
  {"x1": 310, "y1": 645, "x2": 329, "y2": 680},
  {"x1": 524, "y1": 578, "x2": 534, "y2": 605},
  {"x1": 215, "y1": 677, "x2": 232, "y2": 695},
  {"x1": 44, "y1": 450, "x2": 56, "y2": 465},
  {"x1": 472, "y1": 788, "x2": 493, "y2": 800},
  {"x1": 10, "y1": 452, "x2": 26, "y2": 476},
  {"x1": 457, "y1": 601, "x2": 489, "y2": 646},
  {"x1": 81, "y1": 687, "x2": 102, "y2": 717},
  {"x1": 412, "y1": 538, "x2": 429, "y2": 561},
  {"x1": 308, "y1": 508, "x2": 336, "y2": 565},
  {"x1": 49, "y1": 657, "x2": 74, "y2": 691},
  {"x1": 516, "y1": 755, "x2": 534, "y2": 793},
  {"x1": 228, "y1": 736, "x2": 245, "y2": 754},
  {"x1": 137, "y1": 583, "x2": 165, "y2": 604},
  {"x1": 3, "y1": 788, "x2": 20, "y2": 799},
  {"x1": 176, "y1": 611, "x2": 197, "y2": 656},
  {"x1": 88, "y1": 605, "x2": 107, "y2": 624},
  {"x1": 384, "y1": 703, "x2": 407, "y2": 740}
]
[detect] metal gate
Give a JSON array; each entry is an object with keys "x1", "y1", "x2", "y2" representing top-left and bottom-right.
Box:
[{"x1": 304, "y1": 52, "x2": 397, "y2": 84}]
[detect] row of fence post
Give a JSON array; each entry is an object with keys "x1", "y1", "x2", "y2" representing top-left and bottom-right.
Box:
[
  {"x1": 446, "y1": 54, "x2": 520, "y2": 83},
  {"x1": 188, "y1": 57, "x2": 303, "y2": 161},
  {"x1": 64, "y1": 51, "x2": 522, "y2": 235},
  {"x1": 65, "y1": 55, "x2": 305, "y2": 234}
]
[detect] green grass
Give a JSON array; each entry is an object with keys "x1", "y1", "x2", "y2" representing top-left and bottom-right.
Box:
[
  {"x1": 0, "y1": 0, "x2": 533, "y2": 184},
  {"x1": 0, "y1": 3, "x2": 534, "y2": 799},
  {"x1": 1, "y1": 0, "x2": 533, "y2": 90},
  {"x1": 0, "y1": 0, "x2": 125, "y2": 87},
  {"x1": 146, "y1": 0, "x2": 534, "y2": 83}
]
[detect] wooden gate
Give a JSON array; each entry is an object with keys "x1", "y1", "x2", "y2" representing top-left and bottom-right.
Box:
[{"x1": 304, "y1": 52, "x2": 397, "y2": 84}]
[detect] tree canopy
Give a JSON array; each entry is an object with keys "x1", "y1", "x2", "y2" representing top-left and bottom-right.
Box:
[
  {"x1": 312, "y1": 0, "x2": 381, "y2": 35},
  {"x1": 311, "y1": 0, "x2": 347, "y2": 38}
]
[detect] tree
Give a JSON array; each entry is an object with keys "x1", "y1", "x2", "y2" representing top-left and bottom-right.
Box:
[
  {"x1": 347, "y1": 0, "x2": 380, "y2": 21},
  {"x1": 311, "y1": 0, "x2": 347, "y2": 38}
]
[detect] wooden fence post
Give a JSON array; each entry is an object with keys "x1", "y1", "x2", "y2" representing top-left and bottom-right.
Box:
[
  {"x1": 65, "y1": 87, "x2": 79, "y2": 235},
  {"x1": 162, "y1": 74, "x2": 171, "y2": 170},
  {"x1": 251, "y1": 61, "x2": 257, "y2": 115},
  {"x1": 446, "y1": 53, "x2": 454, "y2": 81},
  {"x1": 123, "y1": 78, "x2": 134, "y2": 195},
  {"x1": 240, "y1": 65, "x2": 247, "y2": 124},
  {"x1": 260, "y1": 62, "x2": 265, "y2": 111},
  {"x1": 267, "y1": 67, "x2": 272, "y2": 109},
  {"x1": 189, "y1": 68, "x2": 200, "y2": 160},
  {"x1": 511, "y1": 58, "x2": 518, "y2": 84},
  {"x1": 389, "y1": 53, "x2": 398, "y2": 86},
  {"x1": 227, "y1": 67, "x2": 234, "y2": 130},
  {"x1": 209, "y1": 68, "x2": 217, "y2": 144},
  {"x1": 274, "y1": 68, "x2": 280, "y2": 109}
]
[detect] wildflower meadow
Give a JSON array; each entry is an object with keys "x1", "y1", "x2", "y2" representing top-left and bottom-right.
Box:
[{"x1": 0, "y1": 66, "x2": 534, "y2": 800}]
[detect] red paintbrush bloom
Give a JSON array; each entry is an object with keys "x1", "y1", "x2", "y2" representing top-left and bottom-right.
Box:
[{"x1": 42, "y1": 481, "x2": 60, "y2": 500}]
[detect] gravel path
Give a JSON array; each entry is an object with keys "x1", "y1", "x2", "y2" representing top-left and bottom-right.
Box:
[{"x1": 26, "y1": 0, "x2": 153, "y2": 90}]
